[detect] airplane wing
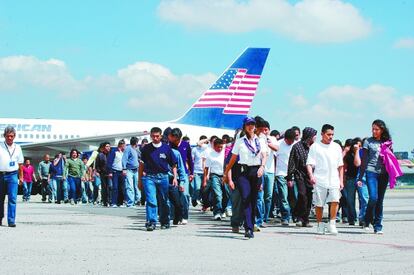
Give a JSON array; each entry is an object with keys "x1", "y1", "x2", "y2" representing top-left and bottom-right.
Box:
[{"x1": 21, "y1": 131, "x2": 149, "y2": 159}]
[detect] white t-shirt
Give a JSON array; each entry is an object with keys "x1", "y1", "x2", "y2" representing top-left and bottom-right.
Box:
[
  {"x1": 264, "y1": 135, "x2": 277, "y2": 173},
  {"x1": 275, "y1": 139, "x2": 294, "y2": 176},
  {"x1": 192, "y1": 146, "x2": 206, "y2": 174},
  {"x1": 306, "y1": 141, "x2": 344, "y2": 188},
  {"x1": 232, "y1": 135, "x2": 268, "y2": 166},
  {"x1": 0, "y1": 142, "x2": 24, "y2": 172},
  {"x1": 205, "y1": 149, "x2": 225, "y2": 175},
  {"x1": 112, "y1": 150, "x2": 123, "y2": 171}
]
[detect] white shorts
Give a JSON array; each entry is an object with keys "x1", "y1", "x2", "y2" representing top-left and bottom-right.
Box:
[{"x1": 312, "y1": 185, "x2": 341, "y2": 207}]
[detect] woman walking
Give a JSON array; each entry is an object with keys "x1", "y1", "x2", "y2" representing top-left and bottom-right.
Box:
[
  {"x1": 357, "y1": 119, "x2": 402, "y2": 234},
  {"x1": 224, "y1": 117, "x2": 268, "y2": 239}
]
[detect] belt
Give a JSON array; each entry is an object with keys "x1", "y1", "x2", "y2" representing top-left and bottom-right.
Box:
[
  {"x1": 240, "y1": 165, "x2": 260, "y2": 172},
  {"x1": 240, "y1": 164, "x2": 260, "y2": 169},
  {"x1": 210, "y1": 173, "x2": 223, "y2": 177},
  {"x1": 0, "y1": 171, "x2": 18, "y2": 175}
]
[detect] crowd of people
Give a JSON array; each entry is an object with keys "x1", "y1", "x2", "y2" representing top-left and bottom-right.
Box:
[{"x1": 0, "y1": 117, "x2": 402, "y2": 239}]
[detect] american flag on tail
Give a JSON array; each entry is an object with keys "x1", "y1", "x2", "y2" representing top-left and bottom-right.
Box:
[{"x1": 192, "y1": 68, "x2": 261, "y2": 115}]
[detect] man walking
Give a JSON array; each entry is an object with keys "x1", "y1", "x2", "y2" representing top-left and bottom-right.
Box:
[
  {"x1": 307, "y1": 124, "x2": 344, "y2": 235},
  {"x1": 38, "y1": 154, "x2": 51, "y2": 202},
  {"x1": 0, "y1": 126, "x2": 24, "y2": 227},
  {"x1": 139, "y1": 127, "x2": 177, "y2": 231},
  {"x1": 122, "y1": 137, "x2": 139, "y2": 207},
  {"x1": 286, "y1": 127, "x2": 317, "y2": 227}
]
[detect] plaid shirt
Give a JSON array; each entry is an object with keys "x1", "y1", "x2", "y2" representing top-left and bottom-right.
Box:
[{"x1": 286, "y1": 140, "x2": 310, "y2": 184}]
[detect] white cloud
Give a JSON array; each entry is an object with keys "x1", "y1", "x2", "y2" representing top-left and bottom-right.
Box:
[
  {"x1": 0, "y1": 55, "x2": 217, "y2": 113},
  {"x1": 158, "y1": 0, "x2": 372, "y2": 43},
  {"x1": 116, "y1": 61, "x2": 217, "y2": 109},
  {"x1": 294, "y1": 84, "x2": 414, "y2": 119},
  {"x1": 393, "y1": 38, "x2": 414, "y2": 49},
  {"x1": 0, "y1": 56, "x2": 83, "y2": 94},
  {"x1": 290, "y1": 94, "x2": 308, "y2": 107}
]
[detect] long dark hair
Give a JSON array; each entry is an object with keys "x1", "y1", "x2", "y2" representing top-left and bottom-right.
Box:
[{"x1": 372, "y1": 119, "x2": 391, "y2": 142}]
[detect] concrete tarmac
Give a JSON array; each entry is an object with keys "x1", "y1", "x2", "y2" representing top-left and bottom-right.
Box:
[{"x1": 1, "y1": 189, "x2": 414, "y2": 275}]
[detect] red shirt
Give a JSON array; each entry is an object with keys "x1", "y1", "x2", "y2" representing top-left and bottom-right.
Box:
[{"x1": 22, "y1": 165, "x2": 35, "y2": 182}]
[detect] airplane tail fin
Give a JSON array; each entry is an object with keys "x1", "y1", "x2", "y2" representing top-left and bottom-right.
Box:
[{"x1": 173, "y1": 47, "x2": 270, "y2": 129}]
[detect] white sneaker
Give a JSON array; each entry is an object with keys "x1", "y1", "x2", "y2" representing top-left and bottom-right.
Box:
[
  {"x1": 180, "y1": 219, "x2": 188, "y2": 225},
  {"x1": 375, "y1": 230, "x2": 384, "y2": 235},
  {"x1": 225, "y1": 209, "x2": 233, "y2": 217},
  {"x1": 327, "y1": 222, "x2": 338, "y2": 235},
  {"x1": 221, "y1": 213, "x2": 227, "y2": 219},
  {"x1": 214, "y1": 214, "x2": 221, "y2": 221},
  {"x1": 317, "y1": 223, "x2": 325, "y2": 235},
  {"x1": 363, "y1": 226, "x2": 373, "y2": 233}
]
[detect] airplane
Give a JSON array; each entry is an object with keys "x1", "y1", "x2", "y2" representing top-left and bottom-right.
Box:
[{"x1": 0, "y1": 47, "x2": 270, "y2": 159}]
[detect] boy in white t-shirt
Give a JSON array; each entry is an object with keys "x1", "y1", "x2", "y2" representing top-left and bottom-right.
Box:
[
  {"x1": 202, "y1": 138, "x2": 226, "y2": 220},
  {"x1": 306, "y1": 124, "x2": 344, "y2": 235}
]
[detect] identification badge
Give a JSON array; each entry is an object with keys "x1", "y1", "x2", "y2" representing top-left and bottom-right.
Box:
[{"x1": 9, "y1": 161, "x2": 15, "y2": 167}]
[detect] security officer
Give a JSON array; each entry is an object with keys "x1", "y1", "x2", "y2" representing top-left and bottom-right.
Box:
[
  {"x1": 224, "y1": 117, "x2": 268, "y2": 239},
  {"x1": 0, "y1": 126, "x2": 24, "y2": 227}
]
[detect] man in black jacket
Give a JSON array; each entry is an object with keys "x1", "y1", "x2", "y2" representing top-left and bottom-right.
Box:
[{"x1": 95, "y1": 142, "x2": 111, "y2": 207}]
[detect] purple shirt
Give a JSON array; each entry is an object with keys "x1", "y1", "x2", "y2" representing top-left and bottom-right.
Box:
[{"x1": 176, "y1": 140, "x2": 194, "y2": 175}]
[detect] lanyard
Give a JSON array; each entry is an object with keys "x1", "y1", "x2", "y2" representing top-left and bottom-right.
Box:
[
  {"x1": 4, "y1": 142, "x2": 16, "y2": 159},
  {"x1": 243, "y1": 137, "x2": 261, "y2": 156}
]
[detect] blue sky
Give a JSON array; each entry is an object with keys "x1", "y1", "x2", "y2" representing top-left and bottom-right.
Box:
[{"x1": 0, "y1": 0, "x2": 413, "y2": 151}]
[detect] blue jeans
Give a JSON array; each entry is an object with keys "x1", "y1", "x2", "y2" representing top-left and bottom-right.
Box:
[
  {"x1": 180, "y1": 177, "x2": 190, "y2": 219},
  {"x1": 276, "y1": 175, "x2": 291, "y2": 222},
  {"x1": 345, "y1": 178, "x2": 357, "y2": 223},
  {"x1": 210, "y1": 174, "x2": 223, "y2": 215},
  {"x1": 190, "y1": 173, "x2": 203, "y2": 203},
  {"x1": 49, "y1": 179, "x2": 57, "y2": 202},
  {"x1": 256, "y1": 189, "x2": 264, "y2": 226},
  {"x1": 110, "y1": 170, "x2": 124, "y2": 206},
  {"x1": 0, "y1": 171, "x2": 18, "y2": 224},
  {"x1": 223, "y1": 183, "x2": 232, "y2": 211},
  {"x1": 365, "y1": 171, "x2": 388, "y2": 231},
  {"x1": 124, "y1": 170, "x2": 138, "y2": 206},
  {"x1": 263, "y1": 172, "x2": 275, "y2": 222},
  {"x1": 93, "y1": 176, "x2": 101, "y2": 203},
  {"x1": 130, "y1": 170, "x2": 140, "y2": 204},
  {"x1": 81, "y1": 181, "x2": 93, "y2": 203},
  {"x1": 22, "y1": 181, "x2": 33, "y2": 201},
  {"x1": 67, "y1": 176, "x2": 81, "y2": 202},
  {"x1": 143, "y1": 174, "x2": 170, "y2": 226},
  {"x1": 54, "y1": 177, "x2": 67, "y2": 202},
  {"x1": 357, "y1": 181, "x2": 369, "y2": 222}
]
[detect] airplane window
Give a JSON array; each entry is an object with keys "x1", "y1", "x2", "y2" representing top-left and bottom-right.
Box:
[
  {"x1": 47, "y1": 134, "x2": 51, "y2": 139},
  {"x1": 70, "y1": 135, "x2": 74, "y2": 138},
  {"x1": 24, "y1": 134, "x2": 28, "y2": 138},
  {"x1": 30, "y1": 134, "x2": 34, "y2": 139},
  {"x1": 59, "y1": 135, "x2": 62, "y2": 139},
  {"x1": 53, "y1": 135, "x2": 57, "y2": 139},
  {"x1": 42, "y1": 134, "x2": 45, "y2": 139},
  {"x1": 18, "y1": 134, "x2": 22, "y2": 138},
  {"x1": 65, "y1": 135, "x2": 68, "y2": 139},
  {"x1": 76, "y1": 135, "x2": 80, "y2": 138},
  {"x1": 36, "y1": 134, "x2": 39, "y2": 139}
]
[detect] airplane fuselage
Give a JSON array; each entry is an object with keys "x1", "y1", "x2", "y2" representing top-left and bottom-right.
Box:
[{"x1": 0, "y1": 118, "x2": 235, "y2": 146}]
